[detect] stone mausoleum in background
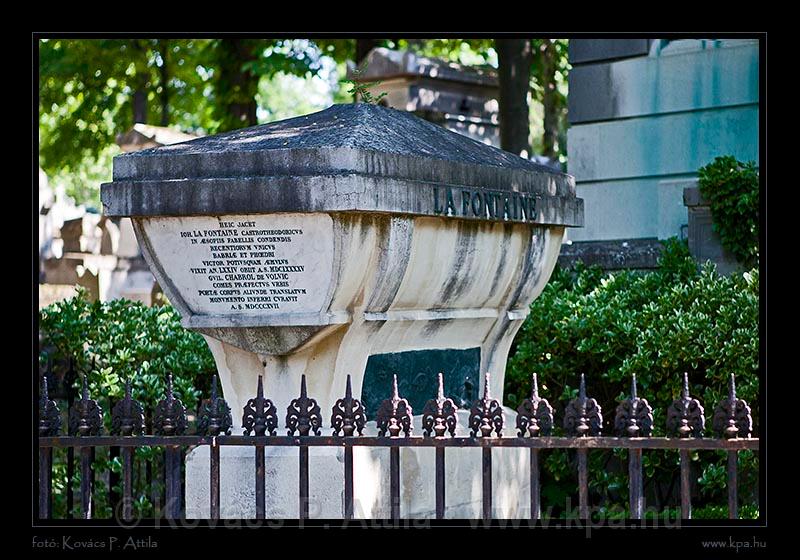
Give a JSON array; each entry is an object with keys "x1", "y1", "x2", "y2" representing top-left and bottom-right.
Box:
[
  {"x1": 559, "y1": 38, "x2": 759, "y2": 271},
  {"x1": 348, "y1": 47, "x2": 501, "y2": 148},
  {"x1": 38, "y1": 124, "x2": 200, "y2": 308}
]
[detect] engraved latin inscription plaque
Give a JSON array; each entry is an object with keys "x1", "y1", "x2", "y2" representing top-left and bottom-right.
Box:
[{"x1": 140, "y1": 213, "x2": 334, "y2": 316}]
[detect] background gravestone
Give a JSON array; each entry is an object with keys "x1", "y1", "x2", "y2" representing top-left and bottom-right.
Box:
[{"x1": 683, "y1": 184, "x2": 743, "y2": 275}]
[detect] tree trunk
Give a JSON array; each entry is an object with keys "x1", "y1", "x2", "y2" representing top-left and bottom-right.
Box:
[
  {"x1": 217, "y1": 39, "x2": 259, "y2": 130},
  {"x1": 158, "y1": 40, "x2": 169, "y2": 126},
  {"x1": 496, "y1": 39, "x2": 532, "y2": 158},
  {"x1": 538, "y1": 40, "x2": 558, "y2": 160},
  {"x1": 131, "y1": 40, "x2": 149, "y2": 124},
  {"x1": 132, "y1": 90, "x2": 147, "y2": 124},
  {"x1": 356, "y1": 39, "x2": 381, "y2": 65}
]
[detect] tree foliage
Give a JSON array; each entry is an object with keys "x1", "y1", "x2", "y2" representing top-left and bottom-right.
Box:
[
  {"x1": 38, "y1": 38, "x2": 322, "y2": 206},
  {"x1": 39, "y1": 40, "x2": 213, "y2": 171},
  {"x1": 39, "y1": 39, "x2": 216, "y2": 206},
  {"x1": 39, "y1": 38, "x2": 572, "y2": 207},
  {"x1": 530, "y1": 39, "x2": 569, "y2": 160},
  {"x1": 39, "y1": 288, "x2": 215, "y2": 411},
  {"x1": 399, "y1": 38, "x2": 497, "y2": 66},
  {"x1": 506, "y1": 240, "x2": 759, "y2": 516},
  {"x1": 215, "y1": 39, "x2": 321, "y2": 131}
]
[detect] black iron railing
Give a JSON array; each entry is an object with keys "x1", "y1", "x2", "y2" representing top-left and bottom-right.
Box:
[{"x1": 37, "y1": 370, "x2": 759, "y2": 521}]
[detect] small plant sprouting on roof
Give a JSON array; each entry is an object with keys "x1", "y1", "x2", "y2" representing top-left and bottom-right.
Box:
[{"x1": 342, "y1": 61, "x2": 388, "y2": 105}]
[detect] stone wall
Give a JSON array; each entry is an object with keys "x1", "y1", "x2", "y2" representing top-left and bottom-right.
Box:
[{"x1": 564, "y1": 39, "x2": 759, "y2": 262}]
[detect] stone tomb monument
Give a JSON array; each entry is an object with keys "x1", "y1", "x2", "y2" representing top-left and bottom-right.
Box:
[
  {"x1": 101, "y1": 103, "x2": 583, "y2": 518},
  {"x1": 348, "y1": 47, "x2": 500, "y2": 147}
]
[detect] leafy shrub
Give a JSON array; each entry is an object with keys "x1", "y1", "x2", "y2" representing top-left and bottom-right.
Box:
[
  {"x1": 505, "y1": 239, "x2": 759, "y2": 517},
  {"x1": 697, "y1": 155, "x2": 759, "y2": 267},
  {"x1": 39, "y1": 287, "x2": 215, "y2": 412},
  {"x1": 38, "y1": 289, "x2": 217, "y2": 518}
]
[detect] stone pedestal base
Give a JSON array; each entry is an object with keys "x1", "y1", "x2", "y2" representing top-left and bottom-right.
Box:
[{"x1": 185, "y1": 410, "x2": 531, "y2": 519}]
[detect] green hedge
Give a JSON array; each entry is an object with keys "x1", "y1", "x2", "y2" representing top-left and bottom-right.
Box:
[
  {"x1": 39, "y1": 288, "x2": 215, "y2": 412},
  {"x1": 505, "y1": 239, "x2": 759, "y2": 517},
  {"x1": 38, "y1": 289, "x2": 216, "y2": 518}
]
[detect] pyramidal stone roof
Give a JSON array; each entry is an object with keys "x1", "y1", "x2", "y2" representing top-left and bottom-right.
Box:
[
  {"x1": 102, "y1": 103, "x2": 582, "y2": 227},
  {"x1": 117, "y1": 104, "x2": 551, "y2": 174}
]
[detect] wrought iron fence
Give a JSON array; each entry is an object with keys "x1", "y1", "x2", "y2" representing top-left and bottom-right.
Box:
[{"x1": 37, "y1": 369, "x2": 758, "y2": 521}]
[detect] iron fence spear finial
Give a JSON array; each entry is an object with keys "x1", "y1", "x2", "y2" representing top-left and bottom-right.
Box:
[
  {"x1": 39, "y1": 375, "x2": 62, "y2": 437},
  {"x1": 516, "y1": 372, "x2": 553, "y2": 437},
  {"x1": 564, "y1": 374, "x2": 602, "y2": 437},
  {"x1": 667, "y1": 372, "x2": 705, "y2": 437},
  {"x1": 713, "y1": 373, "x2": 752, "y2": 439},
  {"x1": 683, "y1": 371, "x2": 690, "y2": 400},
  {"x1": 469, "y1": 372, "x2": 503, "y2": 437},
  {"x1": 111, "y1": 377, "x2": 144, "y2": 436},
  {"x1": 244, "y1": 374, "x2": 277, "y2": 436},
  {"x1": 422, "y1": 373, "x2": 458, "y2": 438},
  {"x1": 69, "y1": 374, "x2": 103, "y2": 436},
  {"x1": 331, "y1": 374, "x2": 366, "y2": 437},
  {"x1": 376, "y1": 374, "x2": 412, "y2": 437},
  {"x1": 286, "y1": 374, "x2": 321, "y2": 436},
  {"x1": 153, "y1": 373, "x2": 187, "y2": 436},
  {"x1": 615, "y1": 374, "x2": 653, "y2": 437},
  {"x1": 579, "y1": 373, "x2": 587, "y2": 401},
  {"x1": 199, "y1": 375, "x2": 232, "y2": 436}
]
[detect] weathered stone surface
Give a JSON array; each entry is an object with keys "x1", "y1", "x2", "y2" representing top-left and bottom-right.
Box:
[
  {"x1": 187, "y1": 217, "x2": 564, "y2": 420},
  {"x1": 103, "y1": 103, "x2": 582, "y2": 518},
  {"x1": 352, "y1": 47, "x2": 498, "y2": 88},
  {"x1": 683, "y1": 186, "x2": 743, "y2": 275},
  {"x1": 565, "y1": 37, "x2": 758, "y2": 265},
  {"x1": 558, "y1": 238, "x2": 664, "y2": 271},
  {"x1": 569, "y1": 39, "x2": 651, "y2": 65},
  {"x1": 568, "y1": 41, "x2": 759, "y2": 124},
  {"x1": 102, "y1": 104, "x2": 581, "y2": 226},
  {"x1": 139, "y1": 213, "x2": 333, "y2": 317}
]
